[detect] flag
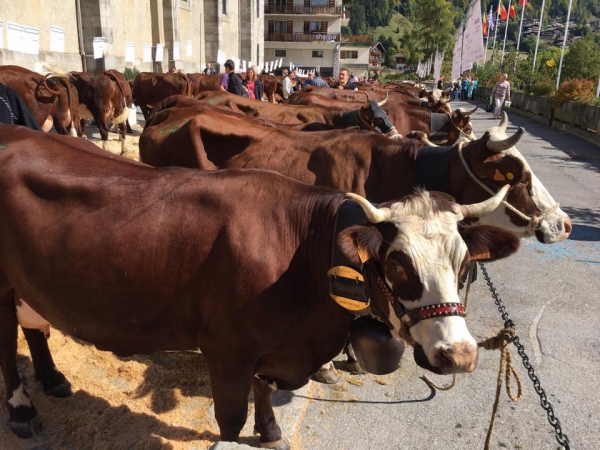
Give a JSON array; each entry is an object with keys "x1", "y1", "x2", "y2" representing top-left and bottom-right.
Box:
[
  {"x1": 483, "y1": 13, "x2": 488, "y2": 35},
  {"x1": 498, "y1": 2, "x2": 507, "y2": 20},
  {"x1": 489, "y1": 8, "x2": 496, "y2": 30},
  {"x1": 509, "y1": 4, "x2": 516, "y2": 19},
  {"x1": 519, "y1": 0, "x2": 527, "y2": 5}
]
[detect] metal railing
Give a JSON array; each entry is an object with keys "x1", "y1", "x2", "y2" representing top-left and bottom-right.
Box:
[{"x1": 265, "y1": 5, "x2": 342, "y2": 15}]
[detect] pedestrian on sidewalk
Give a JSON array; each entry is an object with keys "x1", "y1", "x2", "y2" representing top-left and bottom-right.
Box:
[{"x1": 491, "y1": 73, "x2": 511, "y2": 119}]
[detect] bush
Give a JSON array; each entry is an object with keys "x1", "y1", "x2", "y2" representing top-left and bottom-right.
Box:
[
  {"x1": 124, "y1": 66, "x2": 140, "y2": 81},
  {"x1": 532, "y1": 78, "x2": 556, "y2": 97},
  {"x1": 554, "y1": 78, "x2": 595, "y2": 106}
]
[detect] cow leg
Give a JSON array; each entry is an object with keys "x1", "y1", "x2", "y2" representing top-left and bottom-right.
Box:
[
  {"x1": 118, "y1": 122, "x2": 126, "y2": 155},
  {"x1": 80, "y1": 118, "x2": 88, "y2": 139},
  {"x1": 0, "y1": 290, "x2": 41, "y2": 438},
  {"x1": 21, "y1": 328, "x2": 71, "y2": 398},
  {"x1": 313, "y1": 361, "x2": 339, "y2": 384},
  {"x1": 253, "y1": 376, "x2": 288, "y2": 450},
  {"x1": 204, "y1": 354, "x2": 253, "y2": 443},
  {"x1": 140, "y1": 104, "x2": 150, "y2": 122},
  {"x1": 93, "y1": 116, "x2": 109, "y2": 152}
]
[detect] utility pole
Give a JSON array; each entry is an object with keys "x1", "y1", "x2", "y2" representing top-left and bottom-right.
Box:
[{"x1": 556, "y1": 0, "x2": 574, "y2": 89}]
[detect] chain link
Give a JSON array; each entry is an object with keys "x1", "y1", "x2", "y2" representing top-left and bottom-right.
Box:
[{"x1": 478, "y1": 262, "x2": 571, "y2": 450}]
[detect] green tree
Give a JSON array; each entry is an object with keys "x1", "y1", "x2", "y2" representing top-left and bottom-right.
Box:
[
  {"x1": 349, "y1": 3, "x2": 367, "y2": 35},
  {"x1": 402, "y1": 0, "x2": 456, "y2": 65},
  {"x1": 561, "y1": 35, "x2": 600, "y2": 81}
]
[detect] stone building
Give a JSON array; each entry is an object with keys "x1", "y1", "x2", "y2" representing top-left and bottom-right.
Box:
[{"x1": 0, "y1": 0, "x2": 263, "y2": 74}]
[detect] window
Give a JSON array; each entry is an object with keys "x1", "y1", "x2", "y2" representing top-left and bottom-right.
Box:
[
  {"x1": 309, "y1": 22, "x2": 323, "y2": 33},
  {"x1": 275, "y1": 49, "x2": 287, "y2": 57},
  {"x1": 257, "y1": 0, "x2": 260, "y2": 18},
  {"x1": 222, "y1": 0, "x2": 227, "y2": 15},
  {"x1": 341, "y1": 50, "x2": 358, "y2": 59},
  {"x1": 312, "y1": 51, "x2": 324, "y2": 58},
  {"x1": 274, "y1": 21, "x2": 287, "y2": 33},
  {"x1": 311, "y1": 0, "x2": 328, "y2": 5}
]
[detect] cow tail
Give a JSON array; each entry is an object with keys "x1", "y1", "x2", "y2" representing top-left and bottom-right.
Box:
[
  {"x1": 106, "y1": 72, "x2": 127, "y2": 111},
  {"x1": 59, "y1": 78, "x2": 79, "y2": 136},
  {"x1": 42, "y1": 75, "x2": 63, "y2": 96},
  {"x1": 179, "y1": 73, "x2": 192, "y2": 97}
]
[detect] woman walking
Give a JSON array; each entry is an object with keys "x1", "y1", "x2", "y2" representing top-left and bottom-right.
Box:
[{"x1": 491, "y1": 73, "x2": 511, "y2": 119}]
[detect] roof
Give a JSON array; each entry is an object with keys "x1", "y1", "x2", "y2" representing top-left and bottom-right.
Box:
[{"x1": 370, "y1": 42, "x2": 385, "y2": 53}]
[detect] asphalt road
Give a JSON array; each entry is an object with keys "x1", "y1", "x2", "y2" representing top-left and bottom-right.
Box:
[{"x1": 242, "y1": 101, "x2": 600, "y2": 450}]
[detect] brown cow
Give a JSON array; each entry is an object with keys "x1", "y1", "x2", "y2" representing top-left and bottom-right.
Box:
[
  {"x1": 131, "y1": 71, "x2": 192, "y2": 120},
  {"x1": 195, "y1": 90, "x2": 400, "y2": 136},
  {"x1": 71, "y1": 71, "x2": 130, "y2": 154},
  {"x1": 140, "y1": 103, "x2": 572, "y2": 244},
  {"x1": 0, "y1": 65, "x2": 81, "y2": 136},
  {"x1": 0, "y1": 123, "x2": 520, "y2": 446}
]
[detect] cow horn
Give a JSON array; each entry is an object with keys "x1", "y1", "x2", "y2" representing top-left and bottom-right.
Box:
[
  {"x1": 459, "y1": 185, "x2": 510, "y2": 218},
  {"x1": 377, "y1": 91, "x2": 389, "y2": 107},
  {"x1": 487, "y1": 127, "x2": 525, "y2": 152},
  {"x1": 346, "y1": 193, "x2": 391, "y2": 223},
  {"x1": 498, "y1": 111, "x2": 509, "y2": 131},
  {"x1": 459, "y1": 106, "x2": 478, "y2": 115}
]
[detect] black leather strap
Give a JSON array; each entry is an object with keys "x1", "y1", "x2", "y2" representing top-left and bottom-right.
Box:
[{"x1": 414, "y1": 145, "x2": 453, "y2": 194}]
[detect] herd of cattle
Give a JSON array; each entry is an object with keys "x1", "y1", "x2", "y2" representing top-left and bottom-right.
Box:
[{"x1": 0, "y1": 64, "x2": 572, "y2": 449}]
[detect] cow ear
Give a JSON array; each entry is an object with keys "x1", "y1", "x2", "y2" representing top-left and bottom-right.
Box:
[
  {"x1": 459, "y1": 225, "x2": 520, "y2": 262},
  {"x1": 484, "y1": 153, "x2": 505, "y2": 164},
  {"x1": 337, "y1": 225, "x2": 383, "y2": 264}
]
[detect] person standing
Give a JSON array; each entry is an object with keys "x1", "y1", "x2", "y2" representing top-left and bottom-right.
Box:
[
  {"x1": 282, "y1": 70, "x2": 293, "y2": 100},
  {"x1": 219, "y1": 59, "x2": 242, "y2": 96},
  {"x1": 467, "y1": 77, "x2": 474, "y2": 100},
  {"x1": 310, "y1": 71, "x2": 330, "y2": 88},
  {"x1": 491, "y1": 73, "x2": 511, "y2": 119},
  {"x1": 461, "y1": 76, "x2": 469, "y2": 100},
  {"x1": 473, "y1": 77, "x2": 479, "y2": 98},
  {"x1": 203, "y1": 63, "x2": 215, "y2": 75},
  {"x1": 0, "y1": 82, "x2": 42, "y2": 130},
  {"x1": 242, "y1": 66, "x2": 262, "y2": 100}
]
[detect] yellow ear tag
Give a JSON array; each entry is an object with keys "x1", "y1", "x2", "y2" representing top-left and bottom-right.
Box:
[
  {"x1": 506, "y1": 172, "x2": 514, "y2": 180},
  {"x1": 357, "y1": 245, "x2": 370, "y2": 263},
  {"x1": 493, "y1": 169, "x2": 506, "y2": 181}
]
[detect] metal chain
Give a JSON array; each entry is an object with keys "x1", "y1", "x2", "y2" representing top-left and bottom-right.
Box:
[{"x1": 478, "y1": 262, "x2": 571, "y2": 450}]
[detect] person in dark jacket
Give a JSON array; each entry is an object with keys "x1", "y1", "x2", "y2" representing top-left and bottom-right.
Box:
[
  {"x1": 0, "y1": 82, "x2": 42, "y2": 130},
  {"x1": 242, "y1": 66, "x2": 263, "y2": 100},
  {"x1": 221, "y1": 59, "x2": 242, "y2": 96},
  {"x1": 332, "y1": 68, "x2": 358, "y2": 90}
]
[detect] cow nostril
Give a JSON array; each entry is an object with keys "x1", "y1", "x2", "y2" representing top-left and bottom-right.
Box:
[{"x1": 564, "y1": 219, "x2": 572, "y2": 237}]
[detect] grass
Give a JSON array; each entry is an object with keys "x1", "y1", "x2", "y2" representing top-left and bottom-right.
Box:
[{"x1": 367, "y1": 12, "x2": 412, "y2": 43}]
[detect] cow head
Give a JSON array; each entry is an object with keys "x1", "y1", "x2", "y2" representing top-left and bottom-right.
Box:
[
  {"x1": 459, "y1": 112, "x2": 572, "y2": 243},
  {"x1": 359, "y1": 92, "x2": 400, "y2": 138},
  {"x1": 337, "y1": 187, "x2": 520, "y2": 375}
]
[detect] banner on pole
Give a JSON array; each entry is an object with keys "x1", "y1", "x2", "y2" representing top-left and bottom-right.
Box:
[
  {"x1": 462, "y1": 0, "x2": 485, "y2": 69},
  {"x1": 434, "y1": 49, "x2": 445, "y2": 83},
  {"x1": 451, "y1": 24, "x2": 463, "y2": 80}
]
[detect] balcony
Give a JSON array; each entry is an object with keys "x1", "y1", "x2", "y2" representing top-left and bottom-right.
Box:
[
  {"x1": 340, "y1": 35, "x2": 373, "y2": 44},
  {"x1": 264, "y1": 32, "x2": 340, "y2": 42},
  {"x1": 369, "y1": 57, "x2": 382, "y2": 63},
  {"x1": 264, "y1": 5, "x2": 342, "y2": 15}
]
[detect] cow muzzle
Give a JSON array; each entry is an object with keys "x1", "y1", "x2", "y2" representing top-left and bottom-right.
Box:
[{"x1": 413, "y1": 342, "x2": 479, "y2": 375}]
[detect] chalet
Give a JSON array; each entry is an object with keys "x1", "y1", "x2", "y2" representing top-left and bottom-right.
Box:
[
  {"x1": 395, "y1": 52, "x2": 406, "y2": 70},
  {"x1": 369, "y1": 42, "x2": 385, "y2": 72}
]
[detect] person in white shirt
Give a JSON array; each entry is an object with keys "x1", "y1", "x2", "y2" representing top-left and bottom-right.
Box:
[{"x1": 282, "y1": 70, "x2": 292, "y2": 100}]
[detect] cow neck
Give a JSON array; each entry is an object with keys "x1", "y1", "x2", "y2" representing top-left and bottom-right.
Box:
[
  {"x1": 337, "y1": 109, "x2": 361, "y2": 129},
  {"x1": 414, "y1": 145, "x2": 454, "y2": 194},
  {"x1": 429, "y1": 113, "x2": 450, "y2": 144}
]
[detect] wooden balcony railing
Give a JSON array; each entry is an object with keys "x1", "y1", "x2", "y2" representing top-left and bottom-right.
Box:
[
  {"x1": 264, "y1": 32, "x2": 340, "y2": 42},
  {"x1": 265, "y1": 5, "x2": 342, "y2": 15},
  {"x1": 340, "y1": 35, "x2": 373, "y2": 44}
]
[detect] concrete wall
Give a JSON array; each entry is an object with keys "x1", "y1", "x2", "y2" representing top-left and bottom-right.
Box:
[
  {"x1": 1, "y1": 0, "x2": 262, "y2": 75},
  {"x1": 264, "y1": 42, "x2": 336, "y2": 68},
  {"x1": 475, "y1": 87, "x2": 600, "y2": 146},
  {"x1": 0, "y1": 0, "x2": 82, "y2": 70}
]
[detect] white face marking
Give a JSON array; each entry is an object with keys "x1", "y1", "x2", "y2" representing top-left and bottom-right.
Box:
[
  {"x1": 481, "y1": 127, "x2": 570, "y2": 242},
  {"x1": 381, "y1": 196, "x2": 477, "y2": 369},
  {"x1": 8, "y1": 384, "x2": 31, "y2": 408}
]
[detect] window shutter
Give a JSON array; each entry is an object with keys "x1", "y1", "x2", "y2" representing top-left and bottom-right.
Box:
[
  {"x1": 268, "y1": 20, "x2": 274, "y2": 34},
  {"x1": 304, "y1": 21, "x2": 310, "y2": 34},
  {"x1": 287, "y1": 21, "x2": 293, "y2": 34},
  {"x1": 328, "y1": 0, "x2": 334, "y2": 6},
  {"x1": 269, "y1": 0, "x2": 274, "y2": 5},
  {"x1": 322, "y1": 21, "x2": 328, "y2": 33},
  {"x1": 304, "y1": 0, "x2": 310, "y2": 6},
  {"x1": 340, "y1": 50, "x2": 346, "y2": 59}
]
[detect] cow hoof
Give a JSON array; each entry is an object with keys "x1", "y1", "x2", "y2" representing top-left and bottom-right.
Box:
[
  {"x1": 8, "y1": 416, "x2": 43, "y2": 438},
  {"x1": 36, "y1": 371, "x2": 72, "y2": 398},
  {"x1": 43, "y1": 379, "x2": 72, "y2": 398},
  {"x1": 345, "y1": 361, "x2": 366, "y2": 374},
  {"x1": 260, "y1": 438, "x2": 290, "y2": 450},
  {"x1": 313, "y1": 366, "x2": 340, "y2": 384}
]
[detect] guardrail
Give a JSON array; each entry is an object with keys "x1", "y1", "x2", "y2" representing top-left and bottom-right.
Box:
[
  {"x1": 264, "y1": 32, "x2": 340, "y2": 42},
  {"x1": 475, "y1": 86, "x2": 600, "y2": 146}
]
